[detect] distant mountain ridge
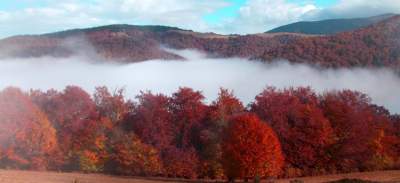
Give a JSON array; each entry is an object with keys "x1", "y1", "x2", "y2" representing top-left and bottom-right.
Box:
[
  {"x1": 267, "y1": 14, "x2": 397, "y2": 35},
  {"x1": 0, "y1": 14, "x2": 399, "y2": 71},
  {"x1": 42, "y1": 24, "x2": 186, "y2": 38}
]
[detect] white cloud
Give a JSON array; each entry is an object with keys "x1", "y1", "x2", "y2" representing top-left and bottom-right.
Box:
[
  {"x1": 0, "y1": 0, "x2": 227, "y2": 38},
  {"x1": 0, "y1": 0, "x2": 398, "y2": 37},
  {"x1": 0, "y1": 11, "x2": 10, "y2": 21},
  {"x1": 213, "y1": 0, "x2": 400, "y2": 34},
  {"x1": 0, "y1": 2, "x2": 112, "y2": 38},
  {"x1": 214, "y1": 0, "x2": 317, "y2": 34},
  {"x1": 305, "y1": 0, "x2": 400, "y2": 20}
]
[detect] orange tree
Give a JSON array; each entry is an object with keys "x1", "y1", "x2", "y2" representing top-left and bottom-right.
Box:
[
  {"x1": 30, "y1": 86, "x2": 106, "y2": 171},
  {"x1": 0, "y1": 87, "x2": 58, "y2": 170},
  {"x1": 221, "y1": 113, "x2": 284, "y2": 181}
]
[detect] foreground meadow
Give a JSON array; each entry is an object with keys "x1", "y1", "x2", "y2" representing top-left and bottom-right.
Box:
[{"x1": 0, "y1": 170, "x2": 400, "y2": 183}]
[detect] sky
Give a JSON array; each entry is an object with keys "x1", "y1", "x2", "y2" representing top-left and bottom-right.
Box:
[{"x1": 0, "y1": 0, "x2": 399, "y2": 38}]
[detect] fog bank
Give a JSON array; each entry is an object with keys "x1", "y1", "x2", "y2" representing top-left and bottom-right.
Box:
[{"x1": 0, "y1": 50, "x2": 399, "y2": 114}]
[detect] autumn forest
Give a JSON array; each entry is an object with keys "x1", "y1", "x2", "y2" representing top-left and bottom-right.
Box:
[{"x1": 0, "y1": 86, "x2": 399, "y2": 181}]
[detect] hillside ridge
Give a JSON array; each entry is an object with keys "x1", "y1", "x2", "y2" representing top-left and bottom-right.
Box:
[
  {"x1": 267, "y1": 13, "x2": 397, "y2": 35},
  {"x1": 0, "y1": 14, "x2": 399, "y2": 70}
]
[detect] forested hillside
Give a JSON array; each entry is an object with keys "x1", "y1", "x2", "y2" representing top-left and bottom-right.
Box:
[
  {"x1": 0, "y1": 15, "x2": 399, "y2": 70},
  {"x1": 0, "y1": 86, "x2": 399, "y2": 180}
]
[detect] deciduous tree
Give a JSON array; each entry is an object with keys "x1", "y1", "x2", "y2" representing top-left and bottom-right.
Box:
[
  {"x1": 251, "y1": 87, "x2": 333, "y2": 176},
  {"x1": 128, "y1": 92, "x2": 173, "y2": 150},
  {"x1": 222, "y1": 113, "x2": 284, "y2": 180},
  {"x1": 199, "y1": 89, "x2": 245, "y2": 179},
  {"x1": 0, "y1": 87, "x2": 58, "y2": 170},
  {"x1": 111, "y1": 133, "x2": 162, "y2": 176},
  {"x1": 169, "y1": 87, "x2": 207, "y2": 149}
]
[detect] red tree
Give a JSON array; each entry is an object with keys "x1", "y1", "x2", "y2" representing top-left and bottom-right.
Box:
[
  {"x1": 222, "y1": 113, "x2": 284, "y2": 180},
  {"x1": 169, "y1": 87, "x2": 208, "y2": 149},
  {"x1": 31, "y1": 86, "x2": 104, "y2": 170},
  {"x1": 320, "y1": 90, "x2": 394, "y2": 172},
  {"x1": 251, "y1": 87, "x2": 333, "y2": 176},
  {"x1": 161, "y1": 147, "x2": 200, "y2": 179},
  {"x1": 129, "y1": 91, "x2": 173, "y2": 150}
]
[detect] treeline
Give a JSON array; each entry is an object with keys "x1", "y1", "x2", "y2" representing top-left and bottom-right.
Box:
[{"x1": 0, "y1": 86, "x2": 399, "y2": 180}]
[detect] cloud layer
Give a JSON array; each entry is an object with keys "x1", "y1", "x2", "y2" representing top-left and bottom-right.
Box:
[{"x1": 1, "y1": 49, "x2": 399, "y2": 114}]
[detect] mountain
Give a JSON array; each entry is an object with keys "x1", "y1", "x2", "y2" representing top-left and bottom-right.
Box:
[
  {"x1": 0, "y1": 15, "x2": 399, "y2": 71},
  {"x1": 0, "y1": 25, "x2": 188, "y2": 62},
  {"x1": 267, "y1": 14, "x2": 396, "y2": 35},
  {"x1": 0, "y1": 24, "x2": 305, "y2": 62},
  {"x1": 259, "y1": 15, "x2": 400, "y2": 70}
]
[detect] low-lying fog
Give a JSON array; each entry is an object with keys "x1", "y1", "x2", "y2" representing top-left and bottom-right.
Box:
[{"x1": 1, "y1": 49, "x2": 399, "y2": 114}]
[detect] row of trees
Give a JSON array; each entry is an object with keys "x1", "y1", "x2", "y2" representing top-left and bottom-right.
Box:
[{"x1": 0, "y1": 86, "x2": 399, "y2": 180}]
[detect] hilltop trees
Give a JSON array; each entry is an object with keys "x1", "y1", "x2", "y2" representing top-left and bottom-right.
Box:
[{"x1": 0, "y1": 86, "x2": 399, "y2": 180}]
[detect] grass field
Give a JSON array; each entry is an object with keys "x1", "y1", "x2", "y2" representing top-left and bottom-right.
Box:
[
  {"x1": 0, "y1": 170, "x2": 399, "y2": 183},
  {"x1": 277, "y1": 170, "x2": 400, "y2": 183}
]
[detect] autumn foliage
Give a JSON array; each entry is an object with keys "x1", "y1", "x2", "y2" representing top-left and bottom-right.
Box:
[
  {"x1": 110, "y1": 132, "x2": 162, "y2": 176},
  {"x1": 251, "y1": 87, "x2": 334, "y2": 176},
  {"x1": 0, "y1": 88, "x2": 57, "y2": 170},
  {"x1": 222, "y1": 113, "x2": 284, "y2": 180},
  {"x1": 0, "y1": 86, "x2": 399, "y2": 181}
]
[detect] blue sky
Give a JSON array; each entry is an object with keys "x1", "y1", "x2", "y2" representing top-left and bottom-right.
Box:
[
  {"x1": 199, "y1": 0, "x2": 338, "y2": 25},
  {"x1": 0, "y1": 0, "x2": 397, "y2": 38},
  {"x1": 203, "y1": 0, "x2": 247, "y2": 24},
  {"x1": 0, "y1": 0, "x2": 338, "y2": 20}
]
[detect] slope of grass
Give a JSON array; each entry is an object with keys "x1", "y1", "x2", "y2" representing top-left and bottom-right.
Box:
[{"x1": 0, "y1": 170, "x2": 399, "y2": 183}]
